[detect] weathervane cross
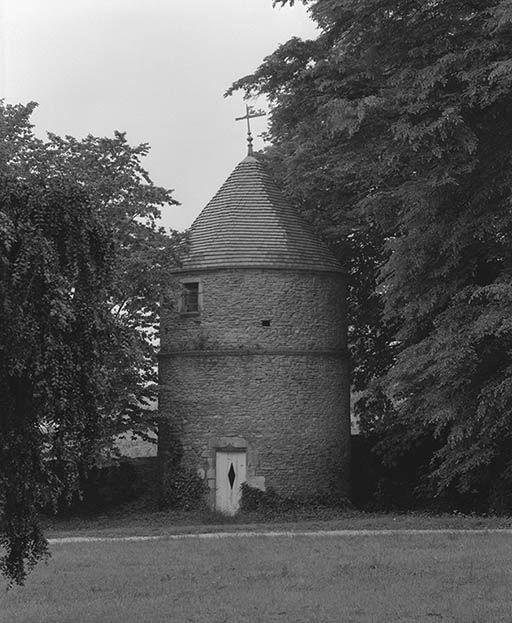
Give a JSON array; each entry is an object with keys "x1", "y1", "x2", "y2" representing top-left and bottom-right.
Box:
[{"x1": 235, "y1": 104, "x2": 266, "y2": 156}]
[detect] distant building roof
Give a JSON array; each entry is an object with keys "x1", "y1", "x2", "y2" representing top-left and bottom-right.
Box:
[{"x1": 180, "y1": 155, "x2": 343, "y2": 273}]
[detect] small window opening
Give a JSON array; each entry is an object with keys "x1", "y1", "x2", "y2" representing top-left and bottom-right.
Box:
[
  {"x1": 182, "y1": 282, "x2": 199, "y2": 313},
  {"x1": 261, "y1": 319, "x2": 271, "y2": 327}
]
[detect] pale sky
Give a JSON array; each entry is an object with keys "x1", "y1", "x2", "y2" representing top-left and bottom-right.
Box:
[{"x1": 2, "y1": 0, "x2": 317, "y2": 231}]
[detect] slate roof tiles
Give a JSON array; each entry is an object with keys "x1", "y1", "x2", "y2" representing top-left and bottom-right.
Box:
[{"x1": 181, "y1": 155, "x2": 343, "y2": 273}]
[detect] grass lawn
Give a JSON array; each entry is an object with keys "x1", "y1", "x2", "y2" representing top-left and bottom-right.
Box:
[
  {"x1": 41, "y1": 506, "x2": 512, "y2": 539},
  {"x1": 3, "y1": 531, "x2": 512, "y2": 622}
]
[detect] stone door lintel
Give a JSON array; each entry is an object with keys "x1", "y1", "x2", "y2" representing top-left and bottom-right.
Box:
[{"x1": 208, "y1": 436, "x2": 248, "y2": 450}]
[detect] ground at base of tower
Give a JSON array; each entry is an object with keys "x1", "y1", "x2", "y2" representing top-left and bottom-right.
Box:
[
  {"x1": 42, "y1": 507, "x2": 512, "y2": 540},
  {"x1": 4, "y1": 524, "x2": 511, "y2": 622}
]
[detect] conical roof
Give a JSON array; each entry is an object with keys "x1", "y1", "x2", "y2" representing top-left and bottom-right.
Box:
[{"x1": 180, "y1": 155, "x2": 343, "y2": 273}]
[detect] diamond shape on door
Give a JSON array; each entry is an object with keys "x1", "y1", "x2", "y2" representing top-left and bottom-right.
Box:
[{"x1": 228, "y1": 463, "x2": 236, "y2": 489}]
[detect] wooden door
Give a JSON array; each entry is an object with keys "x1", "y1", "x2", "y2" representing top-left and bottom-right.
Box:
[{"x1": 215, "y1": 450, "x2": 247, "y2": 515}]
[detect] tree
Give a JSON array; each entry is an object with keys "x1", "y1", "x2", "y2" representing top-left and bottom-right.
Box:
[
  {"x1": 0, "y1": 102, "x2": 181, "y2": 583},
  {"x1": 0, "y1": 174, "x2": 116, "y2": 584},
  {"x1": 230, "y1": 1, "x2": 512, "y2": 507},
  {"x1": 4, "y1": 102, "x2": 183, "y2": 447}
]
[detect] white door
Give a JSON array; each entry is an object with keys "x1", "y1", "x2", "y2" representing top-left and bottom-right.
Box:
[{"x1": 215, "y1": 450, "x2": 247, "y2": 515}]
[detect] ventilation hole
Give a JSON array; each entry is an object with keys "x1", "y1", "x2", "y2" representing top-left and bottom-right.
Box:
[
  {"x1": 261, "y1": 320, "x2": 271, "y2": 327},
  {"x1": 228, "y1": 464, "x2": 236, "y2": 489}
]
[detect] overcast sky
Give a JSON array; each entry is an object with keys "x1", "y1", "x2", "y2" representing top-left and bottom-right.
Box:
[{"x1": 2, "y1": 0, "x2": 317, "y2": 231}]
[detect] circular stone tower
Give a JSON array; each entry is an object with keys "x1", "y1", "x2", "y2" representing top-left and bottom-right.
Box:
[{"x1": 158, "y1": 154, "x2": 350, "y2": 514}]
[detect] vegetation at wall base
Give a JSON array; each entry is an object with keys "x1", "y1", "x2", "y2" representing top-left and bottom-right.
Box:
[
  {"x1": 51, "y1": 459, "x2": 158, "y2": 516},
  {"x1": 240, "y1": 483, "x2": 352, "y2": 520},
  {"x1": 157, "y1": 431, "x2": 208, "y2": 511},
  {"x1": 158, "y1": 469, "x2": 208, "y2": 512}
]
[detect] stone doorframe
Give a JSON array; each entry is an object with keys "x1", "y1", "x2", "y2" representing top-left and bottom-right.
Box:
[{"x1": 201, "y1": 436, "x2": 265, "y2": 509}]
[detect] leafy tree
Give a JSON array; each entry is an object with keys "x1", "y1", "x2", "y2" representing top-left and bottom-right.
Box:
[
  {"x1": 230, "y1": 1, "x2": 512, "y2": 507},
  {"x1": 0, "y1": 173, "x2": 115, "y2": 584},
  {"x1": 4, "y1": 102, "x2": 183, "y2": 447},
  {"x1": 0, "y1": 102, "x2": 180, "y2": 583}
]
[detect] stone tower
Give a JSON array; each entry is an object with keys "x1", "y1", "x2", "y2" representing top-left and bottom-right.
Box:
[{"x1": 158, "y1": 154, "x2": 350, "y2": 514}]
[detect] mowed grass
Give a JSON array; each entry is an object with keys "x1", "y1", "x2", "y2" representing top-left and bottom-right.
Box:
[
  {"x1": 42, "y1": 508, "x2": 512, "y2": 538},
  {"x1": 3, "y1": 532, "x2": 512, "y2": 622}
]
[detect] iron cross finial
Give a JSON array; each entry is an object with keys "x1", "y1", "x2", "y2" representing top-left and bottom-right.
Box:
[{"x1": 235, "y1": 104, "x2": 266, "y2": 156}]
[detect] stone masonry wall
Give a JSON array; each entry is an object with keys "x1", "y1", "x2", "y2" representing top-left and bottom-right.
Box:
[
  {"x1": 161, "y1": 268, "x2": 346, "y2": 353},
  {"x1": 158, "y1": 267, "x2": 350, "y2": 503},
  {"x1": 159, "y1": 353, "x2": 350, "y2": 499}
]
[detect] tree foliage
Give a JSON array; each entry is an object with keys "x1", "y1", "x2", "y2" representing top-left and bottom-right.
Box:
[
  {"x1": 230, "y1": 0, "x2": 512, "y2": 506},
  {"x1": 4, "y1": 103, "x2": 184, "y2": 445},
  {"x1": 0, "y1": 173, "x2": 115, "y2": 583},
  {"x1": 0, "y1": 102, "x2": 180, "y2": 583}
]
